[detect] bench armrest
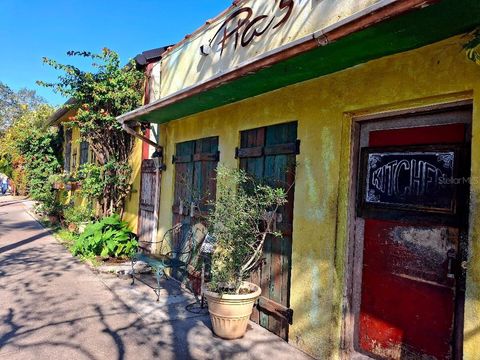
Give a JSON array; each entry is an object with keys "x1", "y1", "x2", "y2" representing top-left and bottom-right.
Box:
[
  {"x1": 136, "y1": 245, "x2": 152, "y2": 252},
  {"x1": 165, "y1": 249, "x2": 191, "y2": 258}
]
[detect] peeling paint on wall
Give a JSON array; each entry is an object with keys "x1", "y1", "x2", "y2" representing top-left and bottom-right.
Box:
[
  {"x1": 304, "y1": 158, "x2": 322, "y2": 220},
  {"x1": 309, "y1": 256, "x2": 321, "y2": 326}
]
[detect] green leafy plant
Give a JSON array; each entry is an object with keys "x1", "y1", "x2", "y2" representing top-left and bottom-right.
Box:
[
  {"x1": 20, "y1": 128, "x2": 62, "y2": 215},
  {"x1": 63, "y1": 206, "x2": 93, "y2": 225},
  {"x1": 464, "y1": 28, "x2": 480, "y2": 65},
  {"x1": 72, "y1": 214, "x2": 138, "y2": 258},
  {"x1": 38, "y1": 48, "x2": 144, "y2": 216},
  {"x1": 206, "y1": 165, "x2": 287, "y2": 294},
  {"x1": 0, "y1": 100, "x2": 62, "y2": 201},
  {"x1": 77, "y1": 163, "x2": 104, "y2": 200},
  {"x1": 54, "y1": 228, "x2": 80, "y2": 248},
  {"x1": 48, "y1": 173, "x2": 65, "y2": 185}
]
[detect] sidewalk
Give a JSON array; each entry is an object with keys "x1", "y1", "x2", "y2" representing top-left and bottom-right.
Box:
[{"x1": 0, "y1": 197, "x2": 314, "y2": 360}]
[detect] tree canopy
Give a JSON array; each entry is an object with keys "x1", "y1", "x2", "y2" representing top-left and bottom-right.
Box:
[
  {"x1": 0, "y1": 81, "x2": 45, "y2": 131},
  {"x1": 0, "y1": 97, "x2": 60, "y2": 206}
]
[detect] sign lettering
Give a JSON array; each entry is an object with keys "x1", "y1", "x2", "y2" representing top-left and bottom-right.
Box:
[
  {"x1": 363, "y1": 150, "x2": 456, "y2": 212},
  {"x1": 208, "y1": 0, "x2": 294, "y2": 57}
]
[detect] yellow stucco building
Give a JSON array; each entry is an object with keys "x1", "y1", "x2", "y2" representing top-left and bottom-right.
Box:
[{"x1": 120, "y1": 0, "x2": 480, "y2": 359}]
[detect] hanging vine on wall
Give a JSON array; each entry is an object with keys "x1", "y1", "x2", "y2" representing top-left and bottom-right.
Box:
[
  {"x1": 37, "y1": 48, "x2": 145, "y2": 217},
  {"x1": 464, "y1": 28, "x2": 480, "y2": 65}
]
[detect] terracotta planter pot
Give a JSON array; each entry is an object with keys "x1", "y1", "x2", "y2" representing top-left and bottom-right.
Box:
[
  {"x1": 67, "y1": 223, "x2": 77, "y2": 233},
  {"x1": 47, "y1": 215, "x2": 59, "y2": 225},
  {"x1": 77, "y1": 222, "x2": 89, "y2": 234},
  {"x1": 52, "y1": 182, "x2": 64, "y2": 190},
  {"x1": 204, "y1": 281, "x2": 261, "y2": 339}
]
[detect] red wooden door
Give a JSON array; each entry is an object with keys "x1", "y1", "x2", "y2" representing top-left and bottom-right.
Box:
[
  {"x1": 137, "y1": 159, "x2": 157, "y2": 250},
  {"x1": 357, "y1": 117, "x2": 470, "y2": 359},
  {"x1": 237, "y1": 121, "x2": 298, "y2": 340}
]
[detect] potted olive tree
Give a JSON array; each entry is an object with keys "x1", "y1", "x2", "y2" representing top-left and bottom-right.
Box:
[{"x1": 203, "y1": 165, "x2": 287, "y2": 339}]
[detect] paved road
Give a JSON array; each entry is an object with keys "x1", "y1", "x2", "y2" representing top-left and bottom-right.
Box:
[{"x1": 0, "y1": 197, "x2": 314, "y2": 360}]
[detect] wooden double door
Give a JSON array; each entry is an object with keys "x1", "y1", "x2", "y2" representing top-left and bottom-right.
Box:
[
  {"x1": 172, "y1": 136, "x2": 219, "y2": 290},
  {"x1": 236, "y1": 121, "x2": 298, "y2": 340},
  {"x1": 171, "y1": 122, "x2": 298, "y2": 340},
  {"x1": 172, "y1": 136, "x2": 219, "y2": 228},
  {"x1": 355, "y1": 107, "x2": 471, "y2": 359}
]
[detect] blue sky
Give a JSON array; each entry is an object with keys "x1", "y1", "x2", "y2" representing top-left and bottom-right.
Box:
[{"x1": 0, "y1": 0, "x2": 231, "y2": 106}]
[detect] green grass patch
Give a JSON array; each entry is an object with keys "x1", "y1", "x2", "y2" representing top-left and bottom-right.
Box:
[{"x1": 54, "y1": 228, "x2": 79, "y2": 249}]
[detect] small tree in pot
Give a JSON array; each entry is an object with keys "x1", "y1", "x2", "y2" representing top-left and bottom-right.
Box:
[{"x1": 204, "y1": 165, "x2": 287, "y2": 339}]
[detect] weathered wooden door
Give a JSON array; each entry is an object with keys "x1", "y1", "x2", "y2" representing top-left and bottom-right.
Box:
[
  {"x1": 236, "y1": 121, "x2": 298, "y2": 340},
  {"x1": 356, "y1": 112, "x2": 470, "y2": 359},
  {"x1": 172, "y1": 137, "x2": 219, "y2": 287},
  {"x1": 137, "y1": 159, "x2": 157, "y2": 250}
]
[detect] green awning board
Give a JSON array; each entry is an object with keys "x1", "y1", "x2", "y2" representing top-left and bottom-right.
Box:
[{"x1": 138, "y1": 0, "x2": 480, "y2": 124}]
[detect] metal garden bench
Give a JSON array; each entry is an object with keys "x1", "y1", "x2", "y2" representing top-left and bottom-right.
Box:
[{"x1": 130, "y1": 223, "x2": 204, "y2": 301}]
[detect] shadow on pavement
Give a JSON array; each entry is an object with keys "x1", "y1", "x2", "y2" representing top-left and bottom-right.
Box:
[
  {"x1": 0, "y1": 231, "x2": 49, "y2": 254},
  {"x1": 0, "y1": 201, "x2": 312, "y2": 360}
]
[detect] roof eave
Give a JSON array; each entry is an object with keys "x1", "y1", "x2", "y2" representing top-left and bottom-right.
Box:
[
  {"x1": 117, "y1": 0, "x2": 441, "y2": 125},
  {"x1": 46, "y1": 98, "x2": 77, "y2": 126}
]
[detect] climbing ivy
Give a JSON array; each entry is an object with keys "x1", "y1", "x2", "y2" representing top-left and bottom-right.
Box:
[
  {"x1": 0, "y1": 103, "x2": 62, "y2": 214},
  {"x1": 464, "y1": 28, "x2": 480, "y2": 65},
  {"x1": 38, "y1": 48, "x2": 145, "y2": 216},
  {"x1": 19, "y1": 128, "x2": 62, "y2": 215}
]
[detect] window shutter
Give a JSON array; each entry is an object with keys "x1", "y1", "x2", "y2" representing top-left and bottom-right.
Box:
[{"x1": 79, "y1": 141, "x2": 89, "y2": 166}]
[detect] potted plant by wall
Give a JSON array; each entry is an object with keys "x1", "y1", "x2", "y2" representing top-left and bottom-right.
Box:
[
  {"x1": 203, "y1": 165, "x2": 287, "y2": 339},
  {"x1": 38, "y1": 201, "x2": 62, "y2": 226},
  {"x1": 49, "y1": 173, "x2": 65, "y2": 190},
  {"x1": 65, "y1": 175, "x2": 80, "y2": 191}
]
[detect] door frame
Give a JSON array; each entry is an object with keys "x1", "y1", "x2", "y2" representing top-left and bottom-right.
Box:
[{"x1": 341, "y1": 99, "x2": 472, "y2": 359}]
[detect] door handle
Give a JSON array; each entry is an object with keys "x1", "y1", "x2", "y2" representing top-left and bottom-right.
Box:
[{"x1": 447, "y1": 249, "x2": 456, "y2": 279}]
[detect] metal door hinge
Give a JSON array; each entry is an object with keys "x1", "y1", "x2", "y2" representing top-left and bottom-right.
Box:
[{"x1": 277, "y1": 308, "x2": 294, "y2": 325}]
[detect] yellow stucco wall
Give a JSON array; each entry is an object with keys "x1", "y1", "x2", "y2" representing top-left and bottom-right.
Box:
[
  {"x1": 150, "y1": 35, "x2": 480, "y2": 359},
  {"x1": 60, "y1": 124, "x2": 84, "y2": 207},
  {"x1": 123, "y1": 136, "x2": 142, "y2": 232}
]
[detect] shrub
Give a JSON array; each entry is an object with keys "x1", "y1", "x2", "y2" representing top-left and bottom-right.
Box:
[
  {"x1": 55, "y1": 228, "x2": 79, "y2": 248},
  {"x1": 63, "y1": 205, "x2": 93, "y2": 225},
  {"x1": 35, "y1": 201, "x2": 62, "y2": 218},
  {"x1": 72, "y1": 214, "x2": 138, "y2": 258},
  {"x1": 206, "y1": 165, "x2": 287, "y2": 294},
  {"x1": 38, "y1": 49, "x2": 144, "y2": 216}
]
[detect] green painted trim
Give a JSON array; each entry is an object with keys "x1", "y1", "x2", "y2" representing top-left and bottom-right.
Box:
[{"x1": 140, "y1": 0, "x2": 480, "y2": 124}]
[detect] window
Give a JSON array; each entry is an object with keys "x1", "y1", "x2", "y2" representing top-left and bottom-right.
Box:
[
  {"x1": 64, "y1": 128, "x2": 72, "y2": 173},
  {"x1": 172, "y1": 136, "x2": 219, "y2": 219},
  {"x1": 72, "y1": 150, "x2": 77, "y2": 170},
  {"x1": 79, "y1": 141, "x2": 89, "y2": 166}
]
